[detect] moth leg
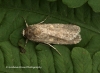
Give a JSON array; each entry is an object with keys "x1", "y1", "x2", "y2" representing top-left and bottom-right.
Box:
[
  {"x1": 19, "y1": 46, "x2": 26, "y2": 53},
  {"x1": 20, "y1": 39, "x2": 28, "y2": 53},
  {"x1": 45, "y1": 43, "x2": 61, "y2": 55},
  {"x1": 25, "y1": 39, "x2": 28, "y2": 47},
  {"x1": 38, "y1": 15, "x2": 49, "y2": 24}
]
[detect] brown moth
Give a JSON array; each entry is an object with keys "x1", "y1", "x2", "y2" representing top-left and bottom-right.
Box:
[{"x1": 22, "y1": 18, "x2": 81, "y2": 55}]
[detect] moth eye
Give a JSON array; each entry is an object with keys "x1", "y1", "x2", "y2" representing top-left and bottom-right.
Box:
[
  {"x1": 29, "y1": 31, "x2": 30, "y2": 33},
  {"x1": 28, "y1": 31, "x2": 31, "y2": 34}
]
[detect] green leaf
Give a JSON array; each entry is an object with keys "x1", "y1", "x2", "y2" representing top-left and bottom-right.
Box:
[
  {"x1": 62, "y1": 0, "x2": 88, "y2": 8},
  {"x1": 0, "y1": 0, "x2": 100, "y2": 73},
  {"x1": 36, "y1": 43, "x2": 55, "y2": 73},
  {"x1": 53, "y1": 45, "x2": 73, "y2": 73},
  {"x1": 71, "y1": 47, "x2": 92, "y2": 73},
  {"x1": 0, "y1": 41, "x2": 24, "y2": 73},
  {"x1": 88, "y1": 0, "x2": 100, "y2": 12},
  {"x1": 93, "y1": 51, "x2": 100, "y2": 73},
  {"x1": 47, "y1": 0, "x2": 56, "y2": 1}
]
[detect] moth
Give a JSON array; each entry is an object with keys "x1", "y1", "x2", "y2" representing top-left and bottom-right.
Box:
[{"x1": 22, "y1": 18, "x2": 81, "y2": 55}]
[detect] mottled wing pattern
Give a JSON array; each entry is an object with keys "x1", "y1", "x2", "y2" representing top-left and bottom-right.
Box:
[
  {"x1": 33, "y1": 24, "x2": 80, "y2": 40},
  {"x1": 26, "y1": 24, "x2": 81, "y2": 44}
]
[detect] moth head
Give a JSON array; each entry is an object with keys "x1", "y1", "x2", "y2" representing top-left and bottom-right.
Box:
[
  {"x1": 22, "y1": 26, "x2": 33, "y2": 39},
  {"x1": 22, "y1": 28, "x2": 28, "y2": 38},
  {"x1": 22, "y1": 26, "x2": 41, "y2": 39},
  {"x1": 22, "y1": 29, "x2": 25, "y2": 36}
]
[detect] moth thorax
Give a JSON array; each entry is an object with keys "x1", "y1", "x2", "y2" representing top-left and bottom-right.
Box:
[{"x1": 33, "y1": 28, "x2": 41, "y2": 37}]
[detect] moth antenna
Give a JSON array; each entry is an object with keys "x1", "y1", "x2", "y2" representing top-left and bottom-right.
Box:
[
  {"x1": 45, "y1": 43, "x2": 61, "y2": 55},
  {"x1": 22, "y1": 17, "x2": 28, "y2": 27},
  {"x1": 38, "y1": 15, "x2": 49, "y2": 24},
  {"x1": 25, "y1": 20, "x2": 28, "y2": 27}
]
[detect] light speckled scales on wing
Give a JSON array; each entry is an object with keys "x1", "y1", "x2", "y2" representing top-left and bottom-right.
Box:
[
  {"x1": 30, "y1": 24, "x2": 80, "y2": 40},
  {"x1": 24, "y1": 24, "x2": 81, "y2": 44},
  {"x1": 30, "y1": 34, "x2": 81, "y2": 44}
]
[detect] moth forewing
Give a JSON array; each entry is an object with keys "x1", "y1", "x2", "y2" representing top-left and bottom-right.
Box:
[
  {"x1": 22, "y1": 21, "x2": 81, "y2": 55},
  {"x1": 32, "y1": 24, "x2": 81, "y2": 41}
]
